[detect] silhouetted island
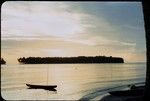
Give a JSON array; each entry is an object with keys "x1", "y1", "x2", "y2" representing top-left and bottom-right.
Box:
[
  {"x1": 1, "y1": 58, "x2": 6, "y2": 64},
  {"x1": 18, "y1": 56, "x2": 124, "y2": 64}
]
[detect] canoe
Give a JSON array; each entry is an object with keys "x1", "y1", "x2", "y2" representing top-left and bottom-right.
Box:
[
  {"x1": 109, "y1": 88, "x2": 144, "y2": 96},
  {"x1": 26, "y1": 84, "x2": 57, "y2": 90}
]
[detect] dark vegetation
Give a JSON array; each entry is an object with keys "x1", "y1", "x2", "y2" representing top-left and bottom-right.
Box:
[
  {"x1": 1, "y1": 58, "x2": 6, "y2": 64},
  {"x1": 18, "y1": 56, "x2": 124, "y2": 64}
]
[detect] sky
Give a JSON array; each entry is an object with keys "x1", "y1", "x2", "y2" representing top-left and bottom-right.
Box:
[{"x1": 1, "y1": 1, "x2": 146, "y2": 64}]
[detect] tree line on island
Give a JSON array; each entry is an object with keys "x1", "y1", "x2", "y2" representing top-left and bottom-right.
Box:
[{"x1": 17, "y1": 56, "x2": 124, "y2": 64}]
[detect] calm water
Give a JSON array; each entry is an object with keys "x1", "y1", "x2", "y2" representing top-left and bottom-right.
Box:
[{"x1": 1, "y1": 63, "x2": 146, "y2": 100}]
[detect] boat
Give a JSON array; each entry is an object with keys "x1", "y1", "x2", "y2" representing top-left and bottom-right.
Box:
[
  {"x1": 26, "y1": 84, "x2": 57, "y2": 90},
  {"x1": 109, "y1": 86, "x2": 144, "y2": 96},
  {"x1": 26, "y1": 65, "x2": 57, "y2": 91}
]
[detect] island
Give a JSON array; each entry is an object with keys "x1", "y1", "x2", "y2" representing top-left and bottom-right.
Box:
[
  {"x1": 1, "y1": 58, "x2": 6, "y2": 64},
  {"x1": 17, "y1": 56, "x2": 124, "y2": 64}
]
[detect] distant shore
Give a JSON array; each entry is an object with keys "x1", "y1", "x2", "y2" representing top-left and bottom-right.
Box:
[
  {"x1": 18, "y1": 56, "x2": 124, "y2": 64},
  {"x1": 1, "y1": 58, "x2": 6, "y2": 65}
]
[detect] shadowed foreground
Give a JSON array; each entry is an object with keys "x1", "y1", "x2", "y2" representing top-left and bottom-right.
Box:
[
  {"x1": 100, "y1": 95, "x2": 143, "y2": 101},
  {"x1": 100, "y1": 85, "x2": 145, "y2": 101}
]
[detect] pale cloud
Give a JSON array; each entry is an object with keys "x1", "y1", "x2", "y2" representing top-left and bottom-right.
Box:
[
  {"x1": 2, "y1": 1, "x2": 117, "y2": 40},
  {"x1": 120, "y1": 42, "x2": 136, "y2": 46},
  {"x1": 2, "y1": 1, "x2": 87, "y2": 39}
]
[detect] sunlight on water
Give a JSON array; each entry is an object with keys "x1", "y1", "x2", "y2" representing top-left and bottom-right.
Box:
[{"x1": 1, "y1": 63, "x2": 146, "y2": 100}]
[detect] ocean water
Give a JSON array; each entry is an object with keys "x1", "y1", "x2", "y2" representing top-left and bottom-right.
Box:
[{"x1": 1, "y1": 63, "x2": 146, "y2": 100}]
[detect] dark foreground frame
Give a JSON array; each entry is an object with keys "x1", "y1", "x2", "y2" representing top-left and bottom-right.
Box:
[{"x1": 142, "y1": 0, "x2": 150, "y2": 100}]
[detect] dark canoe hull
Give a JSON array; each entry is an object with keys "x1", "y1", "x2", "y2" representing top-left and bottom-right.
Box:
[
  {"x1": 109, "y1": 89, "x2": 144, "y2": 96},
  {"x1": 26, "y1": 84, "x2": 57, "y2": 90}
]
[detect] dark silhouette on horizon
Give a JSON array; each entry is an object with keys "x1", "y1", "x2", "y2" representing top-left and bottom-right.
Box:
[
  {"x1": 1, "y1": 58, "x2": 6, "y2": 64},
  {"x1": 18, "y1": 56, "x2": 124, "y2": 64}
]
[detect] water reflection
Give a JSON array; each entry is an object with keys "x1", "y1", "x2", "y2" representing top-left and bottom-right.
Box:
[
  {"x1": 1, "y1": 63, "x2": 146, "y2": 100},
  {"x1": 27, "y1": 87, "x2": 57, "y2": 92}
]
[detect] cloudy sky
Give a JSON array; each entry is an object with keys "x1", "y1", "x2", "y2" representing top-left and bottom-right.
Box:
[{"x1": 1, "y1": 1, "x2": 146, "y2": 64}]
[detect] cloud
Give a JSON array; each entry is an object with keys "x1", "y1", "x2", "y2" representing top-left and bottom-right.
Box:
[
  {"x1": 2, "y1": 1, "x2": 121, "y2": 40},
  {"x1": 2, "y1": 1, "x2": 88, "y2": 39}
]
